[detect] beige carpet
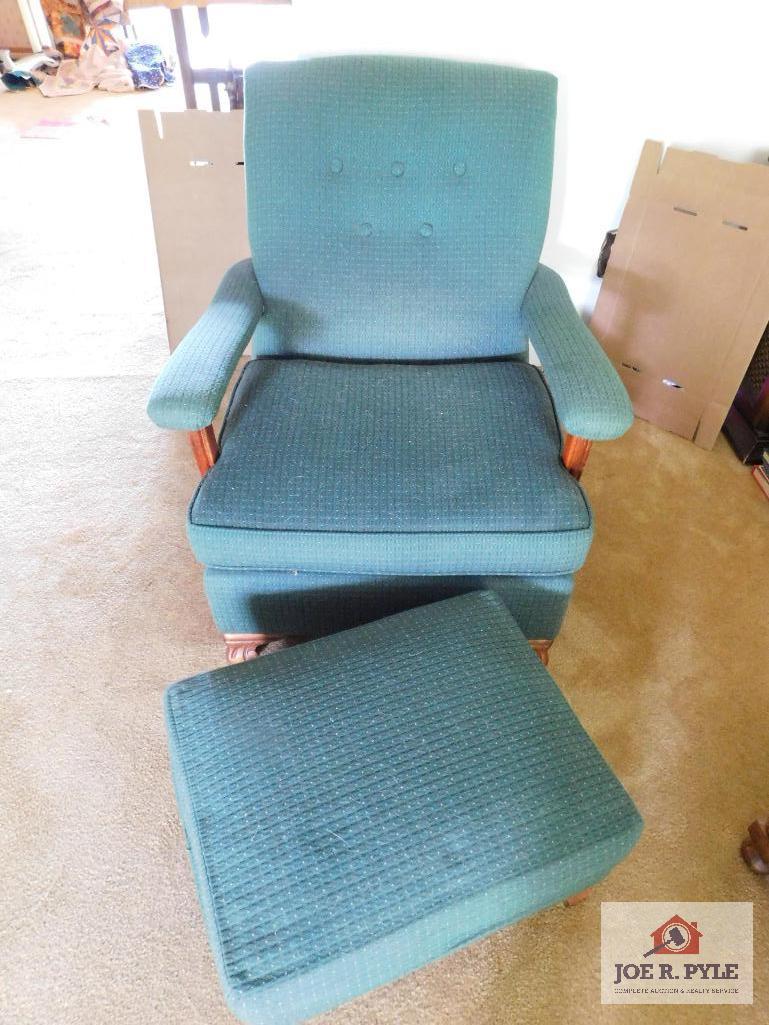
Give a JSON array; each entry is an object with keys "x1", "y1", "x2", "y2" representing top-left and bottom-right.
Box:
[{"x1": 1, "y1": 87, "x2": 768, "y2": 1025}]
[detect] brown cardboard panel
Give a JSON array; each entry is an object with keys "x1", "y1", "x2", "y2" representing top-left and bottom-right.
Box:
[
  {"x1": 591, "y1": 140, "x2": 769, "y2": 449},
  {"x1": 139, "y1": 109, "x2": 249, "y2": 350},
  {"x1": 694, "y1": 401, "x2": 731, "y2": 450},
  {"x1": 615, "y1": 364, "x2": 702, "y2": 440}
]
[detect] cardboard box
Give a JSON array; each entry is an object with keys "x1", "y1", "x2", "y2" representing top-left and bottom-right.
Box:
[
  {"x1": 139, "y1": 109, "x2": 248, "y2": 349},
  {"x1": 590, "y1": 140, "x2": 769, "y2": 449}
]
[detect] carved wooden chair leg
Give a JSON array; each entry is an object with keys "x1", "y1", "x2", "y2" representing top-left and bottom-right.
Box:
[
  {"x1": 529, "y1": 639, "x2": 552, "y2": 666},
  {"x1": 564, "y1": 887, "x2": 592, "y2": 907},
  {"x1": 227, "y1": 635, "x2": 553, "y2": 665},
  {"x1": 741, "y1": 818, "x2": 769, "y2": 874},
  {"x1": 562, "y1": 433, "x2": 592, "y2": 480},
  {"x1": 224, "y1": 633, "x2": 297, "y2": 663}
]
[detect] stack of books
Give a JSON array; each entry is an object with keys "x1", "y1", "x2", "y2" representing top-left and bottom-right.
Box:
[{"x1": 752, "y1": 450, "x2": 769, "y2": 501}]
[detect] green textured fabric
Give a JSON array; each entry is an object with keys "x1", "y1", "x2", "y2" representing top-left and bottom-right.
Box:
[
  {"x1": 165, "y1": 591, "x2": 642, "y2": 1025},
  {"x1": 188, "y1": 358, "x2": 592, "y2": 575},
  {"x1": 203, "y1": 567, "x2": 574, "y2": 638},
  {"x1": 244, "y1": 56, "x2": 555, "y2": 359},
  {"x1": 147, "y1": 260, "x2": 264, "y2": 430},
  {"x1": 522, "y1": 265, "x2": 633, "y2": 440}
]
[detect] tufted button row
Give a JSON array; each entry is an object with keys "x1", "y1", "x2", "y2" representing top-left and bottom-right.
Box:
[
  {"x1": 355, "y1": 221, "x2": 435, "y2": 238},
  {"x1": 330, "y1": 158, "x2": 467, "y2": 177}
]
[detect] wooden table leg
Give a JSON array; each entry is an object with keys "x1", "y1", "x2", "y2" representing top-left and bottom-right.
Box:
[{"x1": 170, "y1": 7, "x2": 196, "y2": 109}]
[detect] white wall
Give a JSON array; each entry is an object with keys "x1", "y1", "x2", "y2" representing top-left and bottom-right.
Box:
[{"x1": 271, "y1": 0, "x2": 769, "y2": 317}]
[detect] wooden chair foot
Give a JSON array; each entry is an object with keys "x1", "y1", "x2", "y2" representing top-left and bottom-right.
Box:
[
  {"x1": 564, "y1": 887, "x2": 592, "y2": 907},
  {"x1": 224, "y1": 633, "x2": 304, "y2": 663},
  {"x1": 529, "y1": 639, "x2": 552, "y2": 666},
  {"x1": 741, "y1": 818, "x2": 769, "y2": 874}
]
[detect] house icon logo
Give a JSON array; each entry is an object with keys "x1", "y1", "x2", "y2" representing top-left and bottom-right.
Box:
[{"x1": 644, "y1": 914, "x2": 703, "y2": 957}]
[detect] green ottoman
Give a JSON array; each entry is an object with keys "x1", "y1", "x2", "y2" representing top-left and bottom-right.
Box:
[{"x1": 165, "y1": 591, "x2": 641, "y2": 1024}]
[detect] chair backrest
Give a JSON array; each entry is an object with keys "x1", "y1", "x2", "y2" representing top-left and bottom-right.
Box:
[{"x1": 244, "y1": 55, "x2": 556, "y2": 360}]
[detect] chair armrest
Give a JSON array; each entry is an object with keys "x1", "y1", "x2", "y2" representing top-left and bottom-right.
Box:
[
  {"x1": 522, "y1": 264, "x2": 633, "y2": 441},
  {"x1": 147, "y1": 259, "x2": 264, "y2": 431}
]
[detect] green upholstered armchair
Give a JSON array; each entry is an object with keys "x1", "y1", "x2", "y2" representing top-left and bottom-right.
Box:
[{"x1": 148, "y1": 55, "x2": 632, "y2": 663}]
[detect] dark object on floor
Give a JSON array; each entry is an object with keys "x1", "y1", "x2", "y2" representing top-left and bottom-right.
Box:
[
  {"x1": 125, "y1": 42, "x2": 174, "y2": 89},
  {"x1": 597, "y1": 229, "x2": 617, "y2": 277},
  {"x1": 724, "y1": 322, "x2": 769, "y2": 463},
  {"x1": 1, "y1": 69, "x2": 41, "y2": 90},
  {"x1": 741, "y1": 818, "x2": 769, "y2": 873},
  {"x1": 164, "y1": 591, "x2": 642, "y2": 1024}
]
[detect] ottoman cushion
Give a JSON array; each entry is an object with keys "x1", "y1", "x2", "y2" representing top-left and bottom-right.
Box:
[{"x1": 165, "y1": 591, "x2": 642, "y2": 1024}]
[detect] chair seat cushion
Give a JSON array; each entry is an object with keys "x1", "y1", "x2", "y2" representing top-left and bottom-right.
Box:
[
  {"x1": 165, "y1": 591, "x2": 642, "y2": 1025},
  {"x1": 187, "y1": 357, "x2": 592, "y2": 575}
]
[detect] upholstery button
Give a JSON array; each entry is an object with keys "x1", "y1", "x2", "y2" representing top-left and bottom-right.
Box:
[
  {"x1": 391, "y1": 160, "x2": 405, "y2": 177},
  {"x1": 357, "y1": 221, "x2": 373, "y2": 237},
  {"x1": 419, "y1": 222, "x2": 434, "y2": 237},
  {"x1": 453, "y1": 161, "x2": 467, "y2": 177},
  {"x1": 330, "y1": 158, "x2": 343, "y2": 174}
]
